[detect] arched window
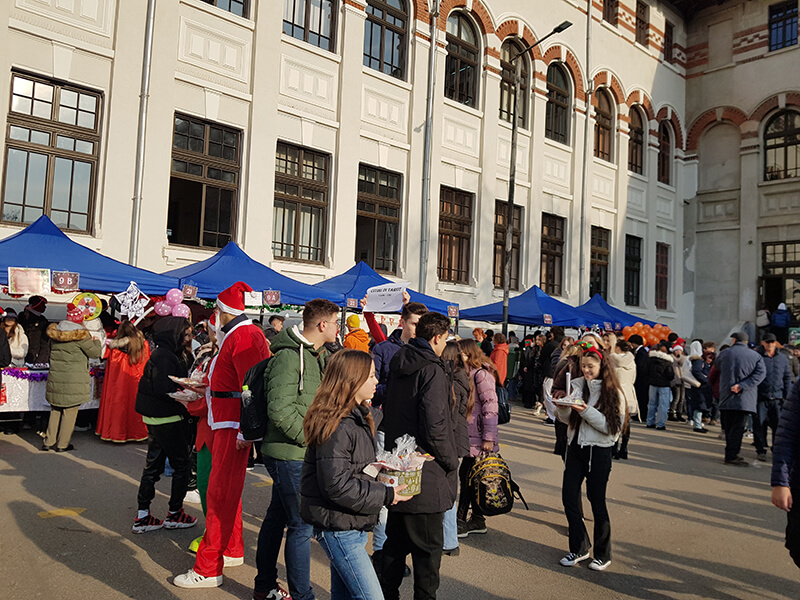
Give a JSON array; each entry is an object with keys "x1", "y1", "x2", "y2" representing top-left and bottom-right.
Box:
[
  {"x1": 658, "y1": 121, "x2": 672, "y2": 184},
  {"x1": 363, "y1": 0, "x2": 407, "y2": 79},
  {"x1": 628, "y1": 107, "x2": 645, "y2": 174},
  {"x1": 499, "y1": 40, "x2": 528, "y2": 128},
  {"x1": 594, "y1": 89, "x2": 613, "y2": 162},
  {"x1": 445, "y1": 13, "x2": 479, "y2": 107},
  {"x1": 765, "y1": 110, "x2": 800, "y2": 181},
  {"x1": 545, "y1": 64, "x2": 570, "y2": 144}
]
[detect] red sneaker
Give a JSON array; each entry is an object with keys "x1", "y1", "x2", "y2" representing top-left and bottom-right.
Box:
[{"x1": 163, "y1": 508, "x2": 197, "y2": 529}]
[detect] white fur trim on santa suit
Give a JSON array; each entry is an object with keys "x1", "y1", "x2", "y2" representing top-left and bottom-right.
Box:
[{"x1": 216, "y1": 298, "x2": 244, "y2": 316}]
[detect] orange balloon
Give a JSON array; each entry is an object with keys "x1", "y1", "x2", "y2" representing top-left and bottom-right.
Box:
[{"x1": 622, "y1": 326, "x2": 633, "y2": 339}]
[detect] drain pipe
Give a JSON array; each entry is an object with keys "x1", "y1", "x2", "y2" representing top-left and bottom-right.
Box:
[
  {"x1": 419, "y1": 0, "x2": 440, "y2": 294},
  {"x1": 578, "y1": 0, "x2": 593, "y2": 302},
  {"x1": 129, "y1": 0, "x2": 157, "y2": 266}
]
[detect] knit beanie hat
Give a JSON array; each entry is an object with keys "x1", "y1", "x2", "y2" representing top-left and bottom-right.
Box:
[
  {"x1": 346, "y1": 314, "x2": 361, "y2": 329},
  {"x1": 66, "y1": 303, "x2": 84, "y2": 323}
]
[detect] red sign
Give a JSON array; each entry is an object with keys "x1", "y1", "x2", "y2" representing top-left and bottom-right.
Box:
[
  {"x1": 543, "y1": 314, "x2": 553, "y2": 325},
  {"x1": 182, "y1": 284, "x2": 198, "y2": 299},
  {"x1": 346, "y1": 298, "x2": 359, "y2": 309},
  {"x1": 447, "y1": 305, "x2": 459, "y2": 318},
  {"x1": 52, "y1": 271, "x2": 80, "y2": 292},
  {"x1": 263, "y1": 290, "x2": 281, "y2": 306}
]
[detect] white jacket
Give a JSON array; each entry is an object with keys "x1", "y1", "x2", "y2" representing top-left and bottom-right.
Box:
[
  {"x1": 610, "y1": 351, "x2": 638, "y2": 417},
  {"x1": 8, "y1": 329, "x2": 29, "y2": 367},
  {"x1": 555, "y1": 377, "x2": 625, "y2": 448}
]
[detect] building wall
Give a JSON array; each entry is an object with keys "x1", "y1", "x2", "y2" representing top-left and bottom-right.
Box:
[{"x1": 0, "y1": 0, "x2": 690, "y2": 329}]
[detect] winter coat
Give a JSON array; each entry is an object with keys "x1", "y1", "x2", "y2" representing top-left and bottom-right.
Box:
[
  {"x1": 45, "y1": 322, "x2": 102, "y2": 409},
  {"x1": 18, "y1": 308, "x2": 50, "y2": 364},
  {"x1": 380, "y1": 338, "x2": 458, "y2": 514},
  {"x1": 716, "y1": 342, "x2": 767, "y2": 413},
  {"x1": 554, "y1": 377, "x2": 625, "y2": 447},
  {"x1": 610, "y1": 351, "x2": 638, "y2": 416},
  {"x1": 262, "y1": 325, "x2": 326, "y2": 462},
  {"x1": 300, "y1": 405, "x2": 393, "y2": 531},
  {"x1": 372, "y1": 329, "x2": 404, "y2": 408},
  {"x1": 135, "y1": 317, "x2": 191, "y2": 419},
  {"x1": 7, "y1": 328, "x2": 29, "y2": 367},
  {"x1": 687, "y1": 355, "x2": 712, "y2": 413},
  {"x1": 756, "y1": 347, "x2": 792, "y2": 400},
  {"x1": 262, "y1": 325, "x2": 280, "y2": 344},
  {"x1": 633, "y1": 345, "x2": 649, "y2": 394},
  {"x1": 540, "y1": 337, "x2": 561, "y2": 378},
  {"x1": 709, "y1": 364, "x2": 721, "y2": 400},
  {"x1": 0, "y1": 332, "x2": 10, "y2": 369},
  {"x1": 772, "y1": 379, "x2": 800, "y2": 488},
  {"x1": 451, "y1": 369, "x2": 471, "y2": 458},
  {"x1": 772, "y1": 308, "x2": 792, "y2": 329},
  {"x1": 646, "y1": 350, "x2": 675, "y2": 388},
  {"x1": 467, "y1": 366, "x2": 499, "y2": 457},
  {"x1": 490, "y1": 343, "x2": 509, "y2": 384},
  {"x1": 344, "y1": 328, "x2": 371, "y2": 353},
  {"x1": 781, "y1": 347, "x2": 800, "y2": 381}
]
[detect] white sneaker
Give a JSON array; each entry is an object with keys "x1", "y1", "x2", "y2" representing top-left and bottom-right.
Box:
[
  {"x1": 588, "y1": 558, "x2": 611, "y2": 571},
  {"x1": 184, "y1": 489, "x2": 202, "y2": 504},
  {"x1": 559, "y1": 551, "x2": 589, "y2": 567},
  {"x1": 173, "y1": 569, "x2": 222, "y2": 588},
  {"x1": 223, "y1": 555, "x2": 244, "y2": 567}
]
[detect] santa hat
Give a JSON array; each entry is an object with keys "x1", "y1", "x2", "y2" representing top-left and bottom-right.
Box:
[
  {"x1": 66, "y1": 303, "x2": 84, "y2": 323},
  {"x1": 216, "y1": 281, "x2": 252, "y2": 316},
  {"x1": 671, "y1": 343, "x2": 684, "y2": 353}
]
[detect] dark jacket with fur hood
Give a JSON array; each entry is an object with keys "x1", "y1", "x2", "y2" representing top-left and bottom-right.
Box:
[
  {"x1": 136, "y1": 317, "x2": 191, "y2": 419},
  {"x1": 646, "y1": 350, "x2": 675, "y2": 388},
  {"x1": 45, "y1": 322, "x2": 102, "y2": 408}
]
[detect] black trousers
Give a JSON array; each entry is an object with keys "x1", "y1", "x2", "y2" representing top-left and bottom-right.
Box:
[
  {"x1": 787, "y1": 488, "x2": 800, "y2": 569},
  {"x1": 562, "y1": 441, "x2": 613, "y2": 561},
  {"x1": 721, "y1": 410, "x2": 750, "y2": 462},
  {"x1": 754, "y1": 399, "x2": 782, "y2": 455},
  {"x1": 381, "y1": 511, "x2": 444, "y2": 600},
  {"x1": 136, "y1": 420, "x2": 191, "y2": 513},
  {"x1": 554, "y1": 420, "x2": 568, "y2": 458},
  {"x1": 457, "y1": 457, "x2": 483, "y2": 523}
]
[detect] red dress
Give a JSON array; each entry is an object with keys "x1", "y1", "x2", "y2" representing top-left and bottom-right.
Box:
[{"x1": 95, "y1": 344, "x2": 150, "y2": 442}]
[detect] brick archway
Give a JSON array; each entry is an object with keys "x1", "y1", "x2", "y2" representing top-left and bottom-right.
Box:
[
  {"x1": 626, "y1": 90, "x2": 656, "y2": 122},
  {"x1": 656, "y1": 106, "x2": 686, "y2": 151},
  {"x1": 542, "y1": 45, "x2": 586, "y2": 103},
  {"x1": 438, "y1": 0, "x2": 495, "y2": 35},
  {"x1": 685, "y1": 107, "x2": 746, "y2": 152}
]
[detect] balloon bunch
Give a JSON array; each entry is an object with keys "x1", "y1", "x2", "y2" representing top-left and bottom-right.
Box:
[
  {"x1": 621, "y1": 322, "x2": 673, "y2": 347},
  {"x1": 154, "y1": 288, "x2": 191, "y2": 319}
]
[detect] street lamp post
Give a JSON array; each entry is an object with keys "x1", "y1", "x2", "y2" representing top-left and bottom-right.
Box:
[{"x1": 502, "y1": 21, "x2": 573, "y2": 335}]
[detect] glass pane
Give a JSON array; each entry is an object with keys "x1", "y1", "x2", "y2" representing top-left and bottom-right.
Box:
[
  {"x1": 209, "y1": 142, "x2": 222, "y2": 157},
  {"x1": 69, "y1": 213, "x2": 87, "y2": 231},
  {"x1": 172, "y1": 160, "x2": 187, "y2": 173},
  {"x1": 51, "y1": 210, "x2": 69, "y2": 228},
  {"x1": 57, "y1": 136, "x2": 76, "y2": 151},
  {"x1": 3, "y1": 149, "x2": 28, "y2": 205},
  {"x1": 13, "y1": 76, "x2": 34, "y2": 97},
  {"x1": 208, "y1": 168, "x2": 221, "y2": 180},
  {"x1": 223, "y1": 130, "x2": 237, "y2": 146},
  {"x1": 188, "y1": 163, "x2": 203, "y2": 176},
  {"x1": 30, "y1": 130, "x2": 50, "y2": 145},
  {"x1": 52, "y1": 157, "x2": 73, "y2": 211},
  {"x1": 72, "y1": 161, "x2": 91, "y2": 214},
  {"x1": 33, "y1": 100, "x2": 52, "y2": 119},
  {"x1": 205, "y1": 187, "x2": 219, "y2": 233},
  {"x1": 209, "y1": 127, "x2": 222, "y2": 143},
  {"x1": 222, "y1": 145, "x2": 236, "y2": 161},
  {"x1": 9, "y1": 126, "x2": 30, "y2": 142},
  {"x1": 190, "y1": 122, "x2": 204, "y2": 137},
  {"x1": 60, "y1": 89, "x2": 78, "y2": 108},
  {"x1": 175, "y1": 117, "x2": 189, "y2": 134},
  {"x1": 25, "y1": 152, "x2": 48, "y2": 209},
  {"x1": 189, "y1": 137, "x2": 204, "y2": 153},
  {"x1": 219, "y1": 189, "x2": 233, "y2": 234},
  {"x1": 59, "y1": 106, "x2": 77, "y2": 125},
  {"x1": 78, "y1": 94, "x2": 96, "y2": 112},
  {"x1": 173, "y1": 133, "x2": 188, "y2": 149},
  {"x1": 75, "y1": 140, "x2": 93, "y2": 154},
  {"x1": 77, "y1": 111, "x2": 95, "y2": 129},
  {"x1": 23, "y1": 206, "x2": 43, "y2": 223},
  {"x1": 11, "y1": 96, "x2": 32, "y2": 115}
]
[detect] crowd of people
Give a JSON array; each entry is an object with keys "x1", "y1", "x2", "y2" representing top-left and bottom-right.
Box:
[{"x1": 3, "y1": 287, "x2": 800, "y2": 597}]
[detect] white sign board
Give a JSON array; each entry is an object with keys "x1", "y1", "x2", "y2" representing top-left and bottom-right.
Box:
[{"x1": 363, "y1": 282, "x2": 409, "y2": 313}]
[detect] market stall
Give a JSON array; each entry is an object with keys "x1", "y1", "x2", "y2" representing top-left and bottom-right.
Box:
[{"x1": 460, "y1": 285, "x2": 599, "y2": 327}]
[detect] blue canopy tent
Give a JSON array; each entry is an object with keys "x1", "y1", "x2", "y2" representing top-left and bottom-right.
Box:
[
  {"x1": 0, "y1": 216, "x2": 178, "y2": 294},
  {"x1": 312, "y1": 262, "x2": 456, "y2": 314},
  {"x1": 578, "y1": 294, "x2": 659, "y2": 328},
  {"x1": 460, "y1": 285, "x2": 598, "y2": 327},
  {"x1": 163, "y1": 241, "x2": 342, "y2": 305}
]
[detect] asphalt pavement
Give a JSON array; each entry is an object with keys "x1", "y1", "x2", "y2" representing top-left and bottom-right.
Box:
[{"x1": 1, "y1": 403, "x2": 797, "y2": 600}]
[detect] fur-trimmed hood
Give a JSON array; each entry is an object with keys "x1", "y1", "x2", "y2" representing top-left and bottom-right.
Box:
[
  {"x1": 46, "y1": 322, "x2": 90, "y2": 342},
  {"x1": 648, "y1": 350, "x2": 673, "y2": 363}
]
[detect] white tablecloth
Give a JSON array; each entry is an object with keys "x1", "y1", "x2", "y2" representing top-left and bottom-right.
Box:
[{"x1": 1, "y1": 372, "x2": 101, "y2": 412}]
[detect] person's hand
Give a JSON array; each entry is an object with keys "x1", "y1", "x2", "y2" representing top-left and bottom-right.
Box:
[
  {"x1": 481, "y1": 440, "x2": 494, "y2": 452},
  {"x1": 731, "y1": 384, "x2": 742, "y2": 394},
  {"x1": 360, "y1": 296, "x2": 368, "y2": 309},
  {"x1": 402, "y1": 290, "x2": 410, "y2": 305},
  {"x1": 772, "y1": 486, "x2": 793, "y2": 512},
  {"x1": 391, "y1": 484, "x2": 413, "y2": 504},
  {"x1": 235, "y1": 439, "x2": 251, "y2": 451},
  {"x1": 570, "y1": 402, "x2": 586, "y2": 413}
]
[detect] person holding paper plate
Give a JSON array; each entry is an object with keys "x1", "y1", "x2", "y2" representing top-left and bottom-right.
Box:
[{"x1": 554, "y1": 344, "x2": 624, "y2": 572}]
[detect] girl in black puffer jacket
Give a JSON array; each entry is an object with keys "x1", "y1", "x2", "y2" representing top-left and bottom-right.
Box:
[{"x1": 301, "y1": 350, "x2": 411, "y2": 600}]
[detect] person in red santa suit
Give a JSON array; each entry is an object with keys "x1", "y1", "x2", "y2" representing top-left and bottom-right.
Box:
[{"x1": 174, "y1": 282, "x2": 269, "y2": 589}]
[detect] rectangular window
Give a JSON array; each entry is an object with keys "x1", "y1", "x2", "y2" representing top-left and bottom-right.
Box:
[
  {"x1": 769, "y1": 1, "x2": 799, "y2": 51},
  {"x1": 438, "y1": 186, "x2": 473, "y2": 284},
  {"x1": 200, "y1": 0, "x2": 249, "y2": 18},
  {"x1": 763, "y1": 240, "x2": 800, "y2": 315},
  {"x1": 541, "y1": 213, "x2": 565, "y2": 296},
  {"x1": 664, "y1": 21, "x2": 675, "y2": 63},
  {"x1": 493, "y1": 200, "x2": 522, "y2": 290},
  {"x1": 603, "y1": 0, "x2": 618, "y2": 26},
  {"x1": 625, "y1": 235, "x2": 642, "y2": 306},
  {"x1": 355, "y1": 164, "x2": 401, "y2": 273},
  {"x1": 283, "y1": 0, "x2": 335, "y2": 51},
  {"x1": 273, "y1": 142, "x2": 329, "y2": 262},
  {"x1": 2, "y1": 72, "x2": 101, "y2": 232},
  {"x1": 168, "y1": 114, "x2": 240, "y2": 249},
  {"x1": 590, "y1": 226, "x2": 610, "y2": 300},
  {"x1": 656, "y1": 242, "x2": 670, "y2": 310},
  {"x1": 636, "y1": 1, "x2": 650, "y2": 47}
]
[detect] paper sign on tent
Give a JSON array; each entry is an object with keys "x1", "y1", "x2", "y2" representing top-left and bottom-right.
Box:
[{"x1": 363, "y1": 282, "x2": 410, "y2": 313}]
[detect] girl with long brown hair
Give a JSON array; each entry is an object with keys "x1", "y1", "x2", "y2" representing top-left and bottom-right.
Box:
[
  {"x1": 300, "y1": 349, "x2": 410, "y2": 600},
  {"x1": 455, "y1": 339, "x2": 499, "y2": 538},
  {"x1": 555, "y1": 346, "x2": 624, "y2": 572},
  {"x1": 96, "y1": 320, "x2": 151, "y2": 443}
]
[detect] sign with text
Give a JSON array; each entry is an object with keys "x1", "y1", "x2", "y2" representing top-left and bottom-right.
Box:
[
  {"x1": 543, "y1": 313, "x2": 553, "y2": 325},
  {"x1": 363, "y1": 282, "x2": 409, "y2": 313},
  {"x1": 604, "y1": 322, "x2": 613, "y2": 332},
  {"x1": 8, "y1": 268, "x2": 50, "y2": 295},
  {"x1": 182, "y1": 284, "x2": 198, "y2": 299},
  {"x1": 447, "y1": 305, "x2": 459, "y2": 318},
  {"x1": 263, "y1": 290, "x2": 281, "y2": 306},
  {"x1": 52, "y1": 271, "x2": 80, "y2": 292},
  {"x1": 346, "y1": 298, "x2": 359, "y2": 309}
]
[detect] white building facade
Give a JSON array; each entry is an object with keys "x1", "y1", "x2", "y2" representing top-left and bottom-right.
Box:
[{"x1": 1, "y1": 0, "x2": 695, "y2": 329}]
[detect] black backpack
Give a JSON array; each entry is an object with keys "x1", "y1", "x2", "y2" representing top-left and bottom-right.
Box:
[
  {"x1": 467, "y1": 452, "x2": 529, "y2": 517},
  {"x1": 240, "y1": 357, "x2": 271, "y2": 441}
]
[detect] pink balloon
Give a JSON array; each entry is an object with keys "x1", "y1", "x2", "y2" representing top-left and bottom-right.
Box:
[
  {"x1": 154, "y1": 301, "x2": 172, "y2": 316},
  {"x1": 165, "y1": 288, "x2": 184, "y2": 306},
  {"x1": 171, "y1": 303, "x2": 191, "y2": 318}
]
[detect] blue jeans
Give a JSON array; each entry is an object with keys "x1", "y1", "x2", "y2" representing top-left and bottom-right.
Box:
[
  {"x1": 316, "y1": 530, "x2": 384, "y2": 600},
  {"x1": 372, "y1": 507, "x2": 387, "y2": 551},
  {"x1": 442, "y1": 501, "x2": 458, "y2": 550},
  {"x1": 647, "y1": 386, "x2": 671, "y2": 428},
  {"x1": 254, "y1": 458, "x2": 315, "y2": 600}
]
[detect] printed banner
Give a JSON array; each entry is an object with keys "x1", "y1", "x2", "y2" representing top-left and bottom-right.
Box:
[{"x1": 363, "y1": 282, "x2": 409, "y2": 313}]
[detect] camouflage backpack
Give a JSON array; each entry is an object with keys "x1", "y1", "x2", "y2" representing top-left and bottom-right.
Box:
[{"x1": 467, "y1": 452, "x2": 529, "y2": 517}]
